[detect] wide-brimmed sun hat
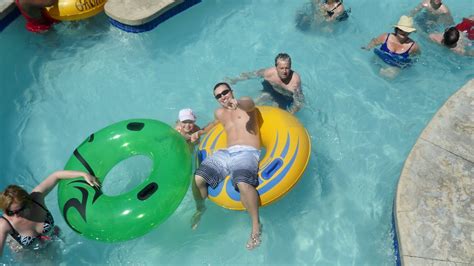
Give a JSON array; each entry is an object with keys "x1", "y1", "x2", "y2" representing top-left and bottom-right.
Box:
[{"x1": 394, "y1": 15, "x2": 416, "y2": 33}]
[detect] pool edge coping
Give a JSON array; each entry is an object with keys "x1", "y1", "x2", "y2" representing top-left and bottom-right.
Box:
[
  {"x1": 394, "y1": 79, "x2": 474, "y2": 265},
  {"x1": 0, "y1": 0, "x2": 19, "y2": 32}
]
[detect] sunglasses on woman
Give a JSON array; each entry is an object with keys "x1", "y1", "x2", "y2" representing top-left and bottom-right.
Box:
[
  {"x1": 5, "y1": 204, "x2": 27, "y2": 216},
  {"x1": 214, "y1": 89, "x2": 231, "y2": 100}
]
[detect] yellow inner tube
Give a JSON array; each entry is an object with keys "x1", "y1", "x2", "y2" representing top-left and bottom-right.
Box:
[
  {"x1": 46, "y1": 0, "x2": 106, "y2": 21},
  {"x1": 198, "y1": 106, "x2": 311, "y2": 210}
]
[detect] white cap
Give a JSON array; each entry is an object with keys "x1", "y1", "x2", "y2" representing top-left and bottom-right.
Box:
[{"x1": 178, "y1": 108, "x2": 196, "y2": 122}]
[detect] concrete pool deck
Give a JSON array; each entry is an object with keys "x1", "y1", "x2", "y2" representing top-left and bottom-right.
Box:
[
  {"x1": 0, "y1": 0, "x2": 14, "y2": 20},
  {"x1": 0, "y1": 0, "x2": 18, "y2": 32},
  {"x1": 105, "y1": 0, "x2": 184, "y2": 26},
  {"x1": 104, "y1": 0, "x2": 200, "y2": 32},
  {"x1": 395, "y1": 79, "x2": 473, "y2": 265}
]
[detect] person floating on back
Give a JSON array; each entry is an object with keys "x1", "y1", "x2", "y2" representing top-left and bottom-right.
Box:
[{"x1": 190, "y1": 82, "x2": 263, "y2": 250}]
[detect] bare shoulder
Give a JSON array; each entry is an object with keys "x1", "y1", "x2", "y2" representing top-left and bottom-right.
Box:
[
  {"x1": 293, "y1": 71, "x2": 302, "y2": 82},
  {"x1": 0, "y1": 217, "x2": 11, "y2": 233},
  {"x1": 411, "y1": 42, "x2": 421, "y2": 54},
  {"x1": 263, "y1": 67, "x2": 276, "y2": 78},
  {"x1": 429, "y1": 33, "x2": 442, "y2": 43},
  {"x1": 378, "y1": 33, "x2": 389, "y2": 42},
  {"x1": 214, "y1": 107, "x2": 226, "y2": 120}
]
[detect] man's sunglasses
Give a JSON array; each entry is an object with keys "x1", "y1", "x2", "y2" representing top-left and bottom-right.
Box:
[
  {"x1": 5, "y1": 204, "x2": 26, "y2": 216},
  {"x1": 214, "y1": 89, "x2": 231, "y2": 100}
]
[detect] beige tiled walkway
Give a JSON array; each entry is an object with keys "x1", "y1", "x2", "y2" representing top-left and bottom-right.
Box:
[{"x1": 395, "y1": 79, "x2": 474, "y2": 265}]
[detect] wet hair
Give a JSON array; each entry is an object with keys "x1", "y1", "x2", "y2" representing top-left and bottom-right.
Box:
[
  {"x1": 0, "y1": 185, "x2": 31, "y2": 211},
  {"x1": 443, "y1": 27, "x2": 460, "y2": 47},
  {"x1": 213, "y1": 82, "x2": 232, "y2": 93},
  {"x1": 274, "y1": 53, "x2": 292, "y2": 66}
]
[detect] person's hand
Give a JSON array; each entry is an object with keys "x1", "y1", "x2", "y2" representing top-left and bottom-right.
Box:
[
  {"x1": 190, "y1": 131, "x2": 200, "y2": 143},
  {"x1": 228, "y1": 99, "x2": 238, "y2": 110},
  {"x1": 361, "y1": 46, "x2": 371, "y2": 51},
  {"x1": 83, "y1": 173, "x2": 100, "y2": 188}
]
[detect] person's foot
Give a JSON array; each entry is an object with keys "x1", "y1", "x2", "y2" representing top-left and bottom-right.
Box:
[
  {"x1": 246, "y1": 224, "x2": 262, "y2": 250},
  {"x1": 190, "y1": 206, "x2": 206, "y2": 230},
  {"x1": 246, "y1": 232, "x2": 261, "y2": 250}
]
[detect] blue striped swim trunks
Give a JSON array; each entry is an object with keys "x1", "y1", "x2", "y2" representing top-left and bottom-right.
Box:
[{"x1": 195, "y1": 145, "x2": 260, "y2": 190}]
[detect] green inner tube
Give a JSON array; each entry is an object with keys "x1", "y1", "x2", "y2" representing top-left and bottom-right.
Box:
[{"x1": 58, "y1": 119, "x2": 192, "y2": 242}]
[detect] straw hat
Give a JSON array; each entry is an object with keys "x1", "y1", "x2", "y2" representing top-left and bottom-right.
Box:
[{"x1": 394, "y1": 15, "x2": 416, "y2": 33}]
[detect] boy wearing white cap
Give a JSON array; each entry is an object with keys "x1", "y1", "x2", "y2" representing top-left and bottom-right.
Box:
[{"x1": 175, "y1": 108, "x2": 201, "y2": 144}]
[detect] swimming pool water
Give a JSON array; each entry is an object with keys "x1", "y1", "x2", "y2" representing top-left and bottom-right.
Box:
[{"x1": 1, "y1": 0, "x2": 473, "y2": 264}]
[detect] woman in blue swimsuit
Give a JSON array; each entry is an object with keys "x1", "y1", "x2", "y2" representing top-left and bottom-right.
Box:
[
  {"x1": 362, "y1": 16, "x2": 421, "y2": 77},
  {"x1": 0, "y1": 170, "x2": 99, "y2": 257}
]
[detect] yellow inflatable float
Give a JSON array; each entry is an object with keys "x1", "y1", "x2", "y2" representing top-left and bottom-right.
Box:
[
  {"x1": 46, "y1": 0, "x2": 106, "y2": 21},
  {"x1": 197, "y1": 106, "x2": 311, "y2": 210}
]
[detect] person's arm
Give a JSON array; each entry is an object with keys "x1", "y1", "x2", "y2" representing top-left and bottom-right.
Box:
[
  {"x1": 0, "y1": 219, "x2": 11, "y2": 257},
  {"x1": 32, "y1": 170, "x2": 100, "y2": 196},
  {"x1": 409, "y1": 43, "x2": 421, "y2": 55},
  {"x1": 190, "y1": 119, "x2": 219, "y2": 142},
  {"x1": 236, "y1": 96, "x2": 256, "y2": 112},
  {"x1": 429, "y1": 33, "x2": 443, "y2": 45},
  {"x1": 362, "y1": 34, "x2": 386, "y2": 50},
  {"x1": 224, "y1": 69, "x2": 265, "y2": 85},
  {"x1": 464, "y1": 49, "x2": 474, "y2": 57},
  {"x1": 409, "y1": 2, "x2": 425, "y2": 17},
  {"x1": 288, "y1": 87, "x2": 304, "y2": 114}
]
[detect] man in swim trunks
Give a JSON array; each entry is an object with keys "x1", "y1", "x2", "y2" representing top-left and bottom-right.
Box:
[
  {"x1": 15, "y1": 0, "x2": 59, "y2": 33},
  {"x1": 190, "y1": 82, "x2": 262, "y2": 250},
  {"x1": 225, "y1": 53, "x2": 303, "y2": 114},
  {"x1": 410, "y1": 0, "x2": 453, "y2": 31}
]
